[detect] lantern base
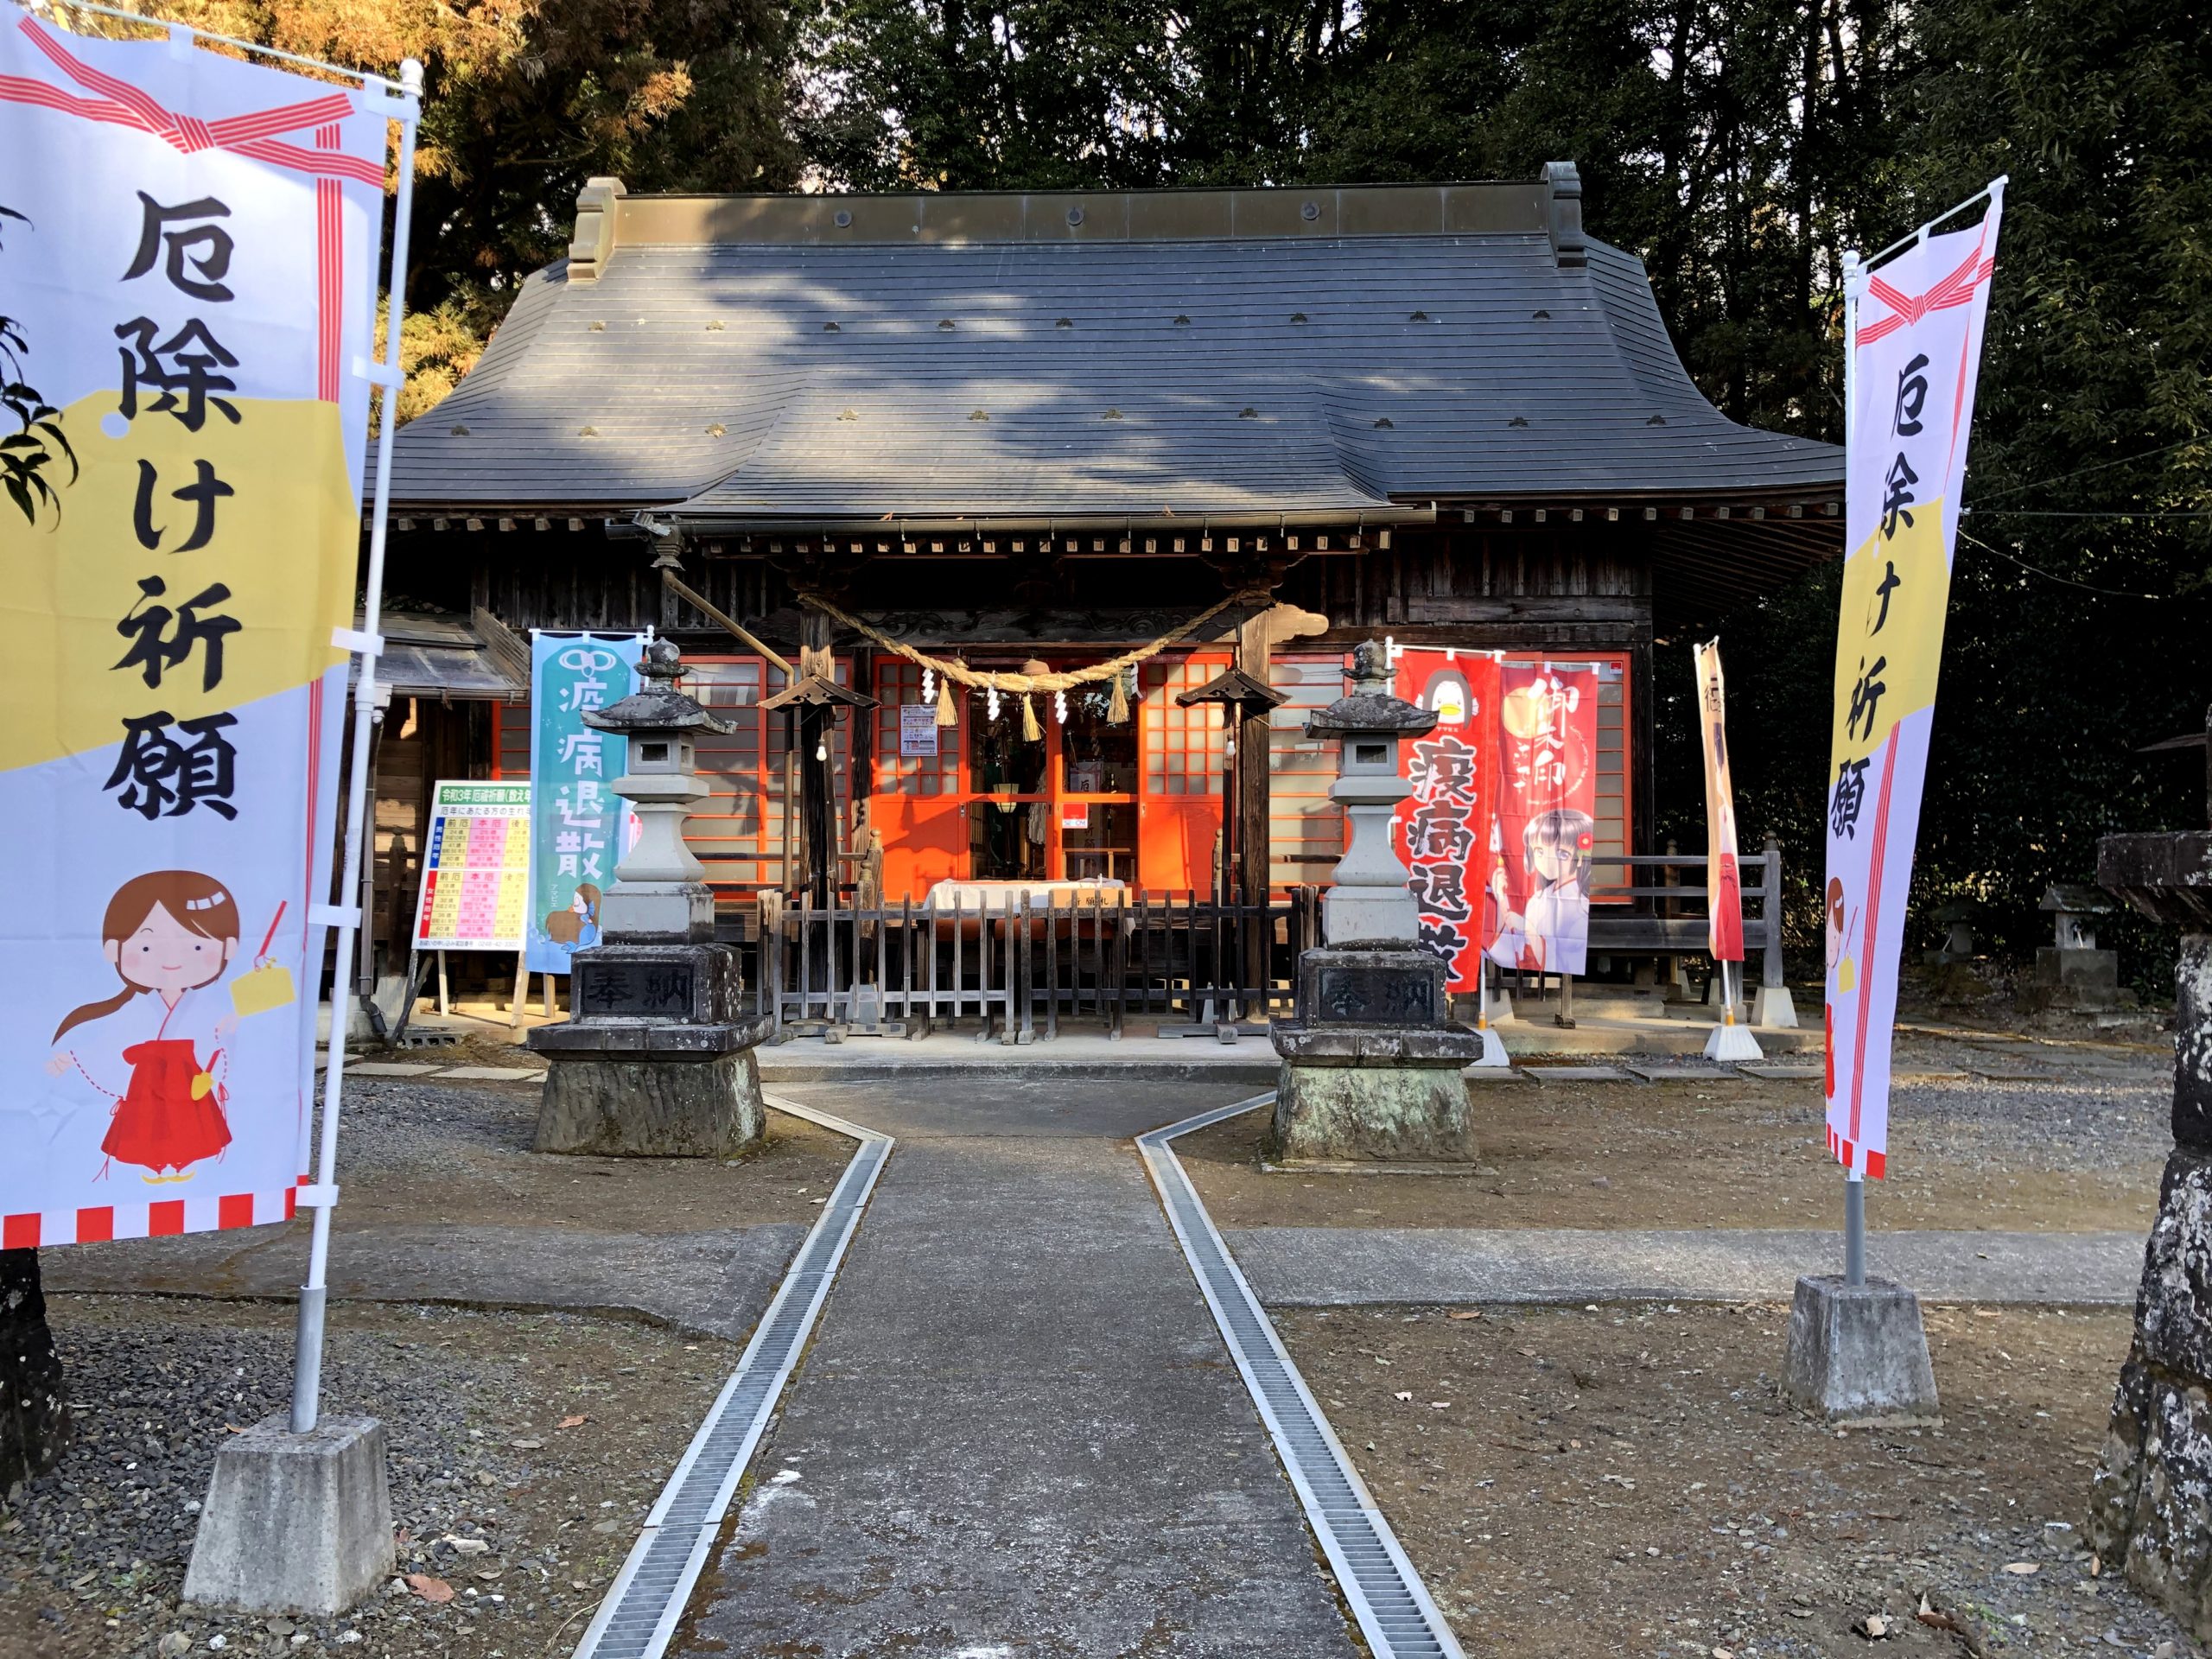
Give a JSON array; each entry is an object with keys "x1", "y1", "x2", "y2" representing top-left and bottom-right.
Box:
[{"x1": 1266, "y1": 1058, "x2": 1478, "y2": 1166}]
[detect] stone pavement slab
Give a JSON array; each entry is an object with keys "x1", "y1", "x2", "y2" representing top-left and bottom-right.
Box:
[
  {"x1": 1226, "y1": 1224, "x2": 2145, "y2": 1307},
  {"x1": 677, "y1": 1078, "x2": 1358, "y2": 1659},
  {"x1": 1528, "y1": 1064, "x2": 1637, "y2": 1083},
  {"x1": 46, "y1": 1219, "x2": 805, "y2": 1342}
]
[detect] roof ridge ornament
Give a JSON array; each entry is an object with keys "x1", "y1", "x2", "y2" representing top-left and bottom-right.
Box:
[
  {"x1": 1543, "y1": 161, "x2": 1585, "y2": 269},
  {"x1": 569, "y1": 175, "x2": 625, "y2": 284}
]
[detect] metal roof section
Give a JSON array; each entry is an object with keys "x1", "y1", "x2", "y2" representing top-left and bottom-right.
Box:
[
  {"x1": 347, "y1": 607, "x2": 528, "y2": 700},
  {"x1": 389, "y1": 168, "x2": 1841, "y2": 522}
]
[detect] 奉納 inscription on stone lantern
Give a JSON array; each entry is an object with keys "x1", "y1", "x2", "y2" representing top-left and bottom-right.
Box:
[{"x1": 1313, "y1": 963, "x2": 1438, "y2": 1026}]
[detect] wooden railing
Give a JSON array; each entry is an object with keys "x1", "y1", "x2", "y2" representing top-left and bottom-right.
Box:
[
  {"x1": 749, "y1": 886, "x2": 1324, "y2": 1042},
  {"x1": 1584, "y1": 839, "x2": 1788, "y2": 994},
  {"x1": 732, "y1": 840, "x2": 1788, "y2": 1039}
]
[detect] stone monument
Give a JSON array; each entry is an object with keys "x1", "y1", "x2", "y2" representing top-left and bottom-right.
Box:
[
  {"x1": 529, "y1": 639, "x2": 770, "y2": 1155},
  {"x1": 1267, "y1": 642, "x2": 1487, "y2": 1165},
  {"x1": 2085, "y1": 738, "x2": 2212, "y2": 1635}
]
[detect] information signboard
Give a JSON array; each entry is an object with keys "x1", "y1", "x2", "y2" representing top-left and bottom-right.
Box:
[
  {"x1": 899, "y1": 703, "x2": 940, "y2": 758},
  {"x1": 412, "y1": 780, "x2": 532, "y2": 951}
]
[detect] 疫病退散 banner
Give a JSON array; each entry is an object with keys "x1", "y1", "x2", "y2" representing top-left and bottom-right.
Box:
[
  {"x1": 526, "y1": 633, "x2": 645, "y2": 976},
  {"x1": 1694, "y1": 640, "x2": 1745, "y2": 964},
  {"x1": 0, "y1": 16, "x2": 384, "y2": 1247},
  {"x1": 1824, "y1": 194, "x2": 2005, "y2": 1179},
  {"x1": 1393, "y1": 650, "x2": 1501, "y2": 993}
]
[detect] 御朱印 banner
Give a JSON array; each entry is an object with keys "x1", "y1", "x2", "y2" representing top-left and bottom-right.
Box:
[
  {"x1": 0, "y1": 16, "x2": 386, "y2": 1246},
  {"x1": 1491, "y1": 664, "x2": 1599, "y2": 978},
  {"x1": 1824, "y1": 188, "x2": 2005, "y2": 1179}
]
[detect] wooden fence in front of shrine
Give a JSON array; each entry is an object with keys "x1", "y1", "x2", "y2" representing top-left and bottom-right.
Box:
[{"x1": 736, "y1": 842, "x2": 1788, "y2": 1040}]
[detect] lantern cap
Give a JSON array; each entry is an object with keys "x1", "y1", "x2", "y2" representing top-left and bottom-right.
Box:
[
  {"x1": 1306, "y1": 639, "x2": 1435, "y2": 739},
  {"x1": 583, "y1": 638, "x2": 736, "y2": 735}
]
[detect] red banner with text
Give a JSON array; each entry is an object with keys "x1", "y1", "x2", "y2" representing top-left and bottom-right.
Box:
[
  {"x1": 1392, "y1": 652, "x2": 1501, "y2": 994},
  {"x1": 1490, "y1": 666, "x2": 1599, "y2": 976}
]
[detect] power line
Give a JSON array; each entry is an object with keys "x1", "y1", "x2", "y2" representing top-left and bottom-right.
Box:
[
  {"x1": 1964, "y1": 507, "x2": 2212, "y2": 519},
  {"x1": 1965, "y1": 435, "x2": 2207, "y2": 505},
  {"x1": 1957, "y1": 528, "x2": 2171, "y2": 600}
]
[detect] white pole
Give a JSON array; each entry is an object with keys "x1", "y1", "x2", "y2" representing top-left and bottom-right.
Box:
[
  {"x1": 1838, "y1": 245, "x2": 1866, "y2": 1287},
  {"x1": 292, "y1": 60, "x2": 423, "y2": 1435}
]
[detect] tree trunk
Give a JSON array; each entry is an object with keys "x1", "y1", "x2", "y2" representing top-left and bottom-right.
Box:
[{"x1": 0, "y1": 1248, "x2": 68, "y2": 1491}]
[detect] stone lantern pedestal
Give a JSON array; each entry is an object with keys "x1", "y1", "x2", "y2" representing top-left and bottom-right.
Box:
[
  {"x1": 529, "y1": 640, "x2": 768, "y2": 1156},
  {"x1": 1268, "y1": 643, "x2": 1486, "y2": 1165},
  {"x1": 2086, "y1": 824, "x2": 2212, "y2": 1637}
]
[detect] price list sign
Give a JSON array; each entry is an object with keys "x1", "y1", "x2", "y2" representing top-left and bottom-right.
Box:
[{"x1": 412, "y1": 780, "x2": 532, "y2": 951}]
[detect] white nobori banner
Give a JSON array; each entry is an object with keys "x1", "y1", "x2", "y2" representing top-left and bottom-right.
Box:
[
  {"x1": 0, "y1": 15, "x2": 385, "y2": 1246},
  {"x1": 1823, "y1": 187, "x2": 2005, "y2": 1178}
]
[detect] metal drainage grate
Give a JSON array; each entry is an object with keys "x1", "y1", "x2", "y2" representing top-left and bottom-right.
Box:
[
  {"x1": 1140, "y1": 1095, "x2": 1465, "y2": 1659},
  {"x1": 571, "y1": 1093, "x2": 892, "y2": 1659}
]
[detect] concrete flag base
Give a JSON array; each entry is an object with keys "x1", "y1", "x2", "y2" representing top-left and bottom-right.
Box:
[
  {"x1": 184, "y1": 1415, "x2": 395, "y2": 1615},
  {"x1": 1469, "y1": 1024, "x2": 1511, "y2": 1069},
  {"x1": 1704, "y1": 1009, "x2": 1764, "y2": 1063},
  {"x1": 1783, "y1": 1274, "x2": 1942, "y2": 1425}
]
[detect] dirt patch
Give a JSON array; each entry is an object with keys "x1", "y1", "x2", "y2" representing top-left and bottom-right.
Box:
[
  {"x1": 334, "y1": 1088, "x2": 855, "y2": 1236},
  {"x1": 1180, "y1": 1066, "x2": 2168, "y2": 1235},
  {"x1": 1276, "y1": 1300, "x2": 2201, "y2": 1657},
  {"x1": 1, "y1": 1296, "x2": 732, "y2": 1659}
]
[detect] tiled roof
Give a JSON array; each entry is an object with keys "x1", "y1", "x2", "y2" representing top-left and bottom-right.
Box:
[{"x1": 387, "y1": 177, "x2": 1840, "y2": 523}]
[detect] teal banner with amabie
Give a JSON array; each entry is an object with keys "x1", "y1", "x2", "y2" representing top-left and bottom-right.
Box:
[{"x1": 525, "y1": 632, "x2": 643, "y2": 975}]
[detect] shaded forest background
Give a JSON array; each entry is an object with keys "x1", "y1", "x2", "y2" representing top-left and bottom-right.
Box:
[{"x1": 149, "y1": 0, "x2": 2212, "y2": 984}]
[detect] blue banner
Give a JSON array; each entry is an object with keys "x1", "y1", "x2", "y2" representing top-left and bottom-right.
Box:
[{"x1": 526, "y1": 632, "x2": 644, "y2": 975}]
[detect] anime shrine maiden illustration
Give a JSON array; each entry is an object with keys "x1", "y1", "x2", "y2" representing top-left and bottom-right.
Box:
[{"x1": 46, "y1": 870, "x2": 245, "y2": 1182}]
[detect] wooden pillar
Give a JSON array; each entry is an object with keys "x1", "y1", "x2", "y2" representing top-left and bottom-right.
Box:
[
  {"x1": 799, "y1": 606, "x2": 836, "y2": 909},
  {"x1": 652, "y1": 531, "x2": 683, "y2": 632},
  {"x1": 1235, "y1": 612, "x2": 1273, "y2": 907}
]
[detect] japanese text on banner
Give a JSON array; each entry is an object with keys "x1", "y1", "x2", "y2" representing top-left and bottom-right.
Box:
[
  {"x1": 526, "y1": 633, "x2": 644, "y2": 975},
  {"x1": 1694, "y1": 640, "x2": 1745, "y2": 963},
  {"x1": 1491, "y1": 665, "x2": 1599, "y2": 976},
  {"x1": 1824, "y1": 193, "x2": 2004, "y2": 1179},
  {"x1": 0, "y1": 16, "x2": 381, "y2": 1248},
  {"x1": 1392, "y1": 651, "x2": 1500, "y2": 994}
]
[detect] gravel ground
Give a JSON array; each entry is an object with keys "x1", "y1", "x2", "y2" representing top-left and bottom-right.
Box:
[
  {"x1": 1277, "y1": 1300, "x2": 2202, "y2": 1658},
  {"x1": 1182, "y1": 1038, "x2": 2172, "y2": 1234},
  {"x1": 0, "y1": 1295, "x2": 732, "y2": 1659},
  {"x1": 327, "y1": 1080, "x2": 852, "y2": 1234}
]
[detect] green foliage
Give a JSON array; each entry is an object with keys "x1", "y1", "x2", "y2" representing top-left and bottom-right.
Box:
[
  {"x1": 152, "y1": 0, "x2": 805, "y2": 391},
  {"x1": 1884, "y1": 0, "x2": 2212, "y2": 982},
  {"x1": 0, "y1": 204, "x2": 78, "y2": 528}
]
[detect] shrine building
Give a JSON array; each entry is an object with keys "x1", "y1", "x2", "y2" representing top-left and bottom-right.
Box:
[{"x1": 368, "y1": 165, "x2": 1841, "y2": 969}]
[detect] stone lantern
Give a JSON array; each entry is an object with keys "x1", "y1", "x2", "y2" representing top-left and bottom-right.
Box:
[
  {"x1": 1267, "y1": 641, "x2": 1486, "y2": 1165},
  {"x1": 2030, "y1": 880, "x2": 2122, "y2": 1012},
  {"x1": 528, "y1": 639, "x2": 770, "y2": 1156}
]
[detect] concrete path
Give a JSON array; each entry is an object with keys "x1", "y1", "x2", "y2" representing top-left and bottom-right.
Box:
[
  {"x1": 1227, "y1": 1224, "x2": 2145, "y2": 1307},
  {"x1": 45, "y1": 1219, "x2": 804, "y2": 1342},
  {"x1": 678, "y1": 1077, "x2": 1360, "y2": 1659}
]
